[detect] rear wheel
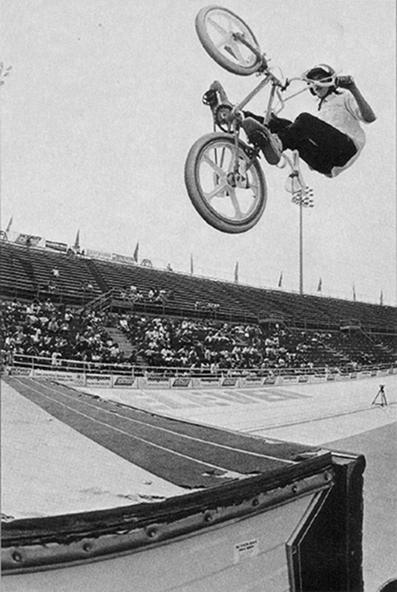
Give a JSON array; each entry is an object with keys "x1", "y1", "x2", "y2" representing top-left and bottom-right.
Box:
[
  {"x1": 185, "y1": 133, "x2": 267, "y2": 233},
  {"x1": 195, "y1": 6, "x2": 262, "y2": 76}
]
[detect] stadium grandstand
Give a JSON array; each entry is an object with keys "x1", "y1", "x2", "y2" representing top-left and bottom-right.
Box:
[{"x1": 1, "y1": 238, "x2": 396, "y2": 377}]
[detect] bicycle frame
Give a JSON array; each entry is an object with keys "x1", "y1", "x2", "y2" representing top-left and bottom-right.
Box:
[{"x1": 220, "y1": 68, "x2": 312, "y2": 204}]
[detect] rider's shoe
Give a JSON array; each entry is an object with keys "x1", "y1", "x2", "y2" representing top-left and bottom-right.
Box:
[
  {"x1": 202, "y1": 88, "x2": 219, "y2": 112},
  {"x1": 242, "y1": 117, "x2": 283, "y2": 165}
]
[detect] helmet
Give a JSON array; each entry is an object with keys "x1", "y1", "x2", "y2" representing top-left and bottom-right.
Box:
[{"x1": 303, "y1": 64, "x2": 337, "y2": 88}]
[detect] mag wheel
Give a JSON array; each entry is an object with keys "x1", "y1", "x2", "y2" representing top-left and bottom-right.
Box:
[
  {"x1": 195, "y1": 5, "x2": 262, "y2": 76},
  {"x1": 185, "y1": 133, "x2": 267, "y2": 233}
]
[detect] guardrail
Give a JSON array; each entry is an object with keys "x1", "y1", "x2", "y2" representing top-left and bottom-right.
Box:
[{"x1": 4, "y1": 353, "x2": 396, "y2": 389}]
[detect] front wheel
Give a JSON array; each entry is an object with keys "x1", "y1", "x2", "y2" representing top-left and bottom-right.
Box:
[
  {"x1": 185, "y1": 133, "x2": 267, "y2": 233},
  {"x1": 195, "y1": 6, "x2": 262, "y2": 76}
]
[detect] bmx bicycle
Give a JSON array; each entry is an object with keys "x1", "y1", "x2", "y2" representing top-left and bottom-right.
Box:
[{"x1": 184, "y1": 5, "x2": 330, "y2": 234}]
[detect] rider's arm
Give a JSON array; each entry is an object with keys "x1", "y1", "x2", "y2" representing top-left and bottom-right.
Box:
[{"x1": 337, "y1": 76, "x2": 376, "y2": 123}]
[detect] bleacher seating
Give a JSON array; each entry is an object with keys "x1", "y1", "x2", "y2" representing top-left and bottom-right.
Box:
[{"x1": 1, "y1": 240, "x2": 396, "y2": 335}]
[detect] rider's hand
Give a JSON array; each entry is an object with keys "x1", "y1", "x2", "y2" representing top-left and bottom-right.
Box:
[{"x1": 336, "y1": 75, "x2": 355, "y2": 89}]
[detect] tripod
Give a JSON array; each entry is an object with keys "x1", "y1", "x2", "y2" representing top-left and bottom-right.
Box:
[{"x1": 371, "y1": 384, "x2": 388, "y2": 407}]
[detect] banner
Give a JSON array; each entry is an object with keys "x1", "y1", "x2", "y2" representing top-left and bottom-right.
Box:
[
  {"x1": 241, "y1": 377, "x2": 262, "y2": 386},
  {"x1": 45, "y1": 240, "x2": 68, "y2": 252},
  {"x1": 32, "y1": 369, "x2": 85, "y2": 384},
  {"x1": 15, "y1": 233, "x2": 41, "y2": 247},
  {"x1": 112, "y1": 376, "x2": 135, "y2": 387},
  {"x1": 112, "y1": 253, "x2": 136, "y2": 265},
  {"x1": 281, "y1": 375, "x2": 298, "y2": 383},
  {"x1": 263, "y1": 376, "x2": 276, "y2": 385},
  {"x1": 172, "y1": 377, "x2": 191, "y2": 388},
  {"x1": 85, "y1": 374, "x2": 112, "y2": 387},
  {"x1": 359, "y1": 371, "x2": 371, "y2": 378},
  {"x1": 313, "y1": 374, "x2": 327, "y2": 383},
  {"x1": 298, "y1": 375, "x2": 309, "y2": 383},
  {"x1": 222, "y1": 377, "x2": 238, "y2": 387},
  {"x1": 138, "y1": 377, "x2": 170, "y2": 389},
  {"x1": 10, "y1": 367, "x2": 32, "y2": 376},
  {"x1": 86, "y1": 249, "x2": 113, "y2": 261}
]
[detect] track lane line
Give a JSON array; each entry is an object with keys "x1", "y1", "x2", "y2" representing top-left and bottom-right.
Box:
[
  {"x1": 13, "y1": 377, "x2": 247, "y2": 476},
  {"x1": 32, "y1": 378, "x2": 296, "y2": 465}
]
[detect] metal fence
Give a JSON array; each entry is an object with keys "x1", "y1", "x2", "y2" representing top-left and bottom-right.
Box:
[{"x1": 6, "y1": 352, "x2": 396, "y2": 380}]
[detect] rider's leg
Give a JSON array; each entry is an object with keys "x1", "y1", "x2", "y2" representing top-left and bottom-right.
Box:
[
  {"x1": 241, "y1": 117, "x2": 283, "y2": 165},
  {"x1": 276, "y1": 113, "x2": 357, "y2": 174},
  {"x1": 242, "y1": 112, "x2": 292, "y2": 132}
]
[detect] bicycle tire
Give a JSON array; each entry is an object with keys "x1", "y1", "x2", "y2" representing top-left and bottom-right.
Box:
[
  {"x1": 185, "y1": 133, "x2": 267, "y2": 233},
  {"x1": 195, "y1": 5, "x2": 262, "y2": 76}
]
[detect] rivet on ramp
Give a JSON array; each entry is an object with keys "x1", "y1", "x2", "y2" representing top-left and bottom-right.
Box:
[
  {"x1": 203, "y1": 510, "x2": 214, "y2": 523},
  {"x1": 12, "y1": 551, "x2": 23, "y2": 563}
]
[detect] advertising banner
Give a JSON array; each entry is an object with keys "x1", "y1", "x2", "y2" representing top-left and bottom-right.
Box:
[
  {"x1": 312, "y1": 374, "x2": 327, "y2": 383},
  {"x1": 263, "y1": 376, "x2": 276, "y2": 385},
  {"x1": 10, "y1": 367, "x2": 32, "y2": 376},
  {"x1": 281, "y1": 375, "x2": 298, "y2": 384},
  {"x1": 85, "y1": 374, "x2": 112, "y2": 387},
  {"x1": 138, "y1": 377, "x2": 170, "y2": 389},
  {"x1": 45, "y1": 240, "x2": 68, "y2": 253},
  {"x1": 298, "y1": 375, "x2": 310, "y2": 383},
  {"x1": 32, "y1": 369, "x2": 85, "y2": 384},
  {"x1": 112, "y1": 376, "x2": 136, "y2": 387},
  {"x1": 359, "y1": 371, "x2": 371, "y2": 378},
  {"x1": 86, "y1": 249, "x2": 113, "y2": 261},
  {"x1": 221, "y1": 377, "x2": 238, "y2": 387},
  {"x1": 15, "y1": 233, "x2": 42, "y2": 247},
  {"x1": 112, "y1": 253, "x2": 136, "y2": 265},
  {"x1": 195, "y1": 377, "x2": 220, "y2": 388},
  {"x1": 240, "y1": 377, "x2": 262, "y2": 387},
  {"x1": 172, "y1": 377, "x2": 191, "y2": 388}
]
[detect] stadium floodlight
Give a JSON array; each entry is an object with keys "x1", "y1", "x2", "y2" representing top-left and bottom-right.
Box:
[{"x1": 289, "y1": 180, "x2": 314, "y2": 295}]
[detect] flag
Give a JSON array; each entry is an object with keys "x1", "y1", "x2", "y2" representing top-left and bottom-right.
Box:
[
  {"x1": 234, "y1": 261, "x2": 239, "y2": 283},
  {"x1": 380, "y1": 290, "x2": 384, "y2": 306},
  {"x1": 133, "y1": 241, "x2": 139, "y2": 263},
  {"x1": 317, "y1": 277, "x2": 322, "y2": 292},
  {"x1": 5, "y1": 216, "x2": 13, "y2": 233},
  {"x1": 278, "y1": 271, "x2": 283, "y2": 288},
  {"x1": 190, "y1": 254, "x2": 194, "y2": 275},
  {"x1": 352, "y1": 284, "x2": 356, "y2": 302},
  {"x1": 73, "y1": 229, "x2": 80, "y2": 251}
]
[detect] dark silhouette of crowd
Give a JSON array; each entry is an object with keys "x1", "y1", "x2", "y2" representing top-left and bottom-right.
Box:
[
  {"x1": 0, "y1": 298, "x2": 394, "y2": 373},
  {"x1": 0, "y1": 299, "x2": 124, "y2": 367}
]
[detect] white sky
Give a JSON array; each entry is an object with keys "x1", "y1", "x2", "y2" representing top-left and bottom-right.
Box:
[{"x1": 1, "y1": 0, "x2": 396, "y2": 305}]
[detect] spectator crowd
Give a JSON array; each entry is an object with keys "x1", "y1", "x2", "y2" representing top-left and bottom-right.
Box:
[{"x1": 0, "y1": 298, "x2": 393, "y2": 373}]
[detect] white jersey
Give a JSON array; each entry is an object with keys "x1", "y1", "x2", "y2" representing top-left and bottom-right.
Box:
[{"x1": 314, "y1": 90, "x2": 367, "y2": 176}]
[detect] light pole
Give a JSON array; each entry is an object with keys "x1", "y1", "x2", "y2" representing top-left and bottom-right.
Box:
[{"x1": 291, "y1": 187, "x2": 314, "y2": 295}]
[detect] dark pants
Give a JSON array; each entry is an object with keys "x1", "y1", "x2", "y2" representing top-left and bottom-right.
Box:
[{"x1": 244, "y1": 111, "x2": 357, "y2": 175}]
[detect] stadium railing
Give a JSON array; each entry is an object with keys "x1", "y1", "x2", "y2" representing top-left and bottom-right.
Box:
[{"x1": 5, "y1": 353, "x2": 396, "y2": 382}]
